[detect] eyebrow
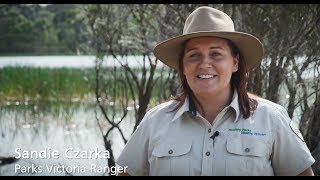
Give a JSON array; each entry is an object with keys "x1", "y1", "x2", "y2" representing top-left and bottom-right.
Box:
[
  {"x1": 209, "y1": 46, "x2": 224, "y2": 50},
  {"x1": 185, "y1": 46, "x2": 224, "y2": 53}
]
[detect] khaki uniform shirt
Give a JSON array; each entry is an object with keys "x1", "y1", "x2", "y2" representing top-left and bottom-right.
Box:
[{"x1": 116, "y1": 91, "x2": 315, "y2": 176}]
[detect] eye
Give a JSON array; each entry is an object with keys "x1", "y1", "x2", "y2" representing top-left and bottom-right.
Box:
[
  {"x1": 189, "y1": 52, "x2": 200, "y2": 58},
  {"x1": 210, "y1": 52, "x2": 221, "y2": 59},
  {"x1": 184, "y1": 52, "x2": 201, "y2": 62}
]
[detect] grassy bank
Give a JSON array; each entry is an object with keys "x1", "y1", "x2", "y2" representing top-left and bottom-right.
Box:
[
  {"x1": 0, "y1": 67, "x2": 95, "y2": 101},
  {"x1": 0, "y1": 67, "x2": 173, "y2": 105}
]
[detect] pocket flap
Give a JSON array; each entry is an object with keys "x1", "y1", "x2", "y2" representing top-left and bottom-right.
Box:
[
  {"x1": 152, "y1": 142, "x2": 192, "y2": 157},
  {"x1": 227, "y1": 138, "x2": 267, "y2": 157}
]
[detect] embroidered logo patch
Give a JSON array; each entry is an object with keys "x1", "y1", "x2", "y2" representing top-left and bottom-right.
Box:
[
  {"x1": 228, "y1": 128, "x2": 266, "y2": 136},
  {"x1": 289, "y1": 120, "x2": 305, "y2": 142}
]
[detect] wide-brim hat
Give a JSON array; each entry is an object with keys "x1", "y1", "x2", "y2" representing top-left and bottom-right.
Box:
[{"x1": 153, "y1": 6, "x2": 264, "y2": 71}]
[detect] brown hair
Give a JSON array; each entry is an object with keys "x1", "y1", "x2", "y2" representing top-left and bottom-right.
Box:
[{"x1": 171, "y1": 38, "x2": 257, "y2": 119}]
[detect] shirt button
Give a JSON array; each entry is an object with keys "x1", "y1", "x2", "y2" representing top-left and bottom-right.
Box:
[
  {"x1": 206, "y1": 152, "x2": 210, "y2": 156},
  {"x1": 168, "y1": 150, "x2": 173, "y2": 154},
  {"x1": 208, "y1": 128, "x2": 211, "y2": 133},
  {"x1": 245, "y1": 148, "x2": 250, "y2": 152}
]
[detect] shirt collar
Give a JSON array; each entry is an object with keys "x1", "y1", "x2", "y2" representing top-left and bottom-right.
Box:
[
  {"x1": 171, "y1": 96, "x2": 191, "y2": 122},
  {"x1": 171, "y1": 90, "x2": 241, "y2": 123}
]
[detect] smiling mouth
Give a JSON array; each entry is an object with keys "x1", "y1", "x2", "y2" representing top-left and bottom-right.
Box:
[{"x1": 197, "y1": 74, "x2": 217, "y2": 79}]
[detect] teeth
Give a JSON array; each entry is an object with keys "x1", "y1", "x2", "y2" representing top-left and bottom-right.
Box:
[{"x1": 198, "y1": 75, "x2": 214, "y2": 79}]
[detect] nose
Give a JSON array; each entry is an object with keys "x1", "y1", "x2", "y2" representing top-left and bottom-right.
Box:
[{"x1": 199, "y1": 56, "x2": 212, "y2": 69}]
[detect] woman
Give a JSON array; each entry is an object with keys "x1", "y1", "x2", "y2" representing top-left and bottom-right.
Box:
[{"x1": 116, "y1": 6, "x2": 315, "y2": 176}]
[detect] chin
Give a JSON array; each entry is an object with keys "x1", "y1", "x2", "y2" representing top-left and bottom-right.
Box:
[{"x1": 193, "y1": 88, "x2": 217, "y2": 96}]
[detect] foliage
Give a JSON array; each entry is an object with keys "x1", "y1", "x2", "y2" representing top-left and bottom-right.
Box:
[{"x1": 0, "y1": 4, "x2": 91, "y2": 55}]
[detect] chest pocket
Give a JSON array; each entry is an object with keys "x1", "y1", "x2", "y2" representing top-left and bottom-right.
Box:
[
  {"x1": 150, "y1": 141, "x2": 192, "y2": 176},
  {"x1": 225, "y1": 137, "x2": 273, "y2": 176},
  {"x1": 227, "y1": 138, "x2": 268, "y2": 157}
]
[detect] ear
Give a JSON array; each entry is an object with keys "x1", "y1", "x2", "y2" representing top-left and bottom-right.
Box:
[{"x1": 232, "y1": 54, "x2": 239, "y2": 72}]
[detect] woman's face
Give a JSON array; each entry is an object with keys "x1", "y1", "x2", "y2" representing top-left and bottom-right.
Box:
[{"x1": 183, "y1": 37, "x2": 239, "y2": 97}]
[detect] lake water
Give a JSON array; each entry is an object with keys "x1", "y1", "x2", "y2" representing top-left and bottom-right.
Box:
[
  {"x1": 0, "y1": 101, "x2": 135, "y2": 176},
  {"x1": 0, "y1": 55, "x2": 163, "y2": 68}
]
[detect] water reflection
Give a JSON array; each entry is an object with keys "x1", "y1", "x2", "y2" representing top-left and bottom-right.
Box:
[{"x1": 0, "y1": 101, "x2": 133, "y2": 176}]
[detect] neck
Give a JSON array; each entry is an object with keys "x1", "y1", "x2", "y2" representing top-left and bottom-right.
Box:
[{"x1": 193, "y1": 87, "x2": 233, "y2": 124}]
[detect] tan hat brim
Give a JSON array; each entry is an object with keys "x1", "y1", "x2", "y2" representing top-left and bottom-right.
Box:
[{"x1": 153, "y1": 31, "x2": 264, "y2": 71}]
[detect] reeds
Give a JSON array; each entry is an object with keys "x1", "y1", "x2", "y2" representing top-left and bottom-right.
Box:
[
  {"x1": 0, "y1": 67, "x2": 95, "y2": 102},
  {"x1": 0, "y1": 66, "x2": 171, "y2": 105}
]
